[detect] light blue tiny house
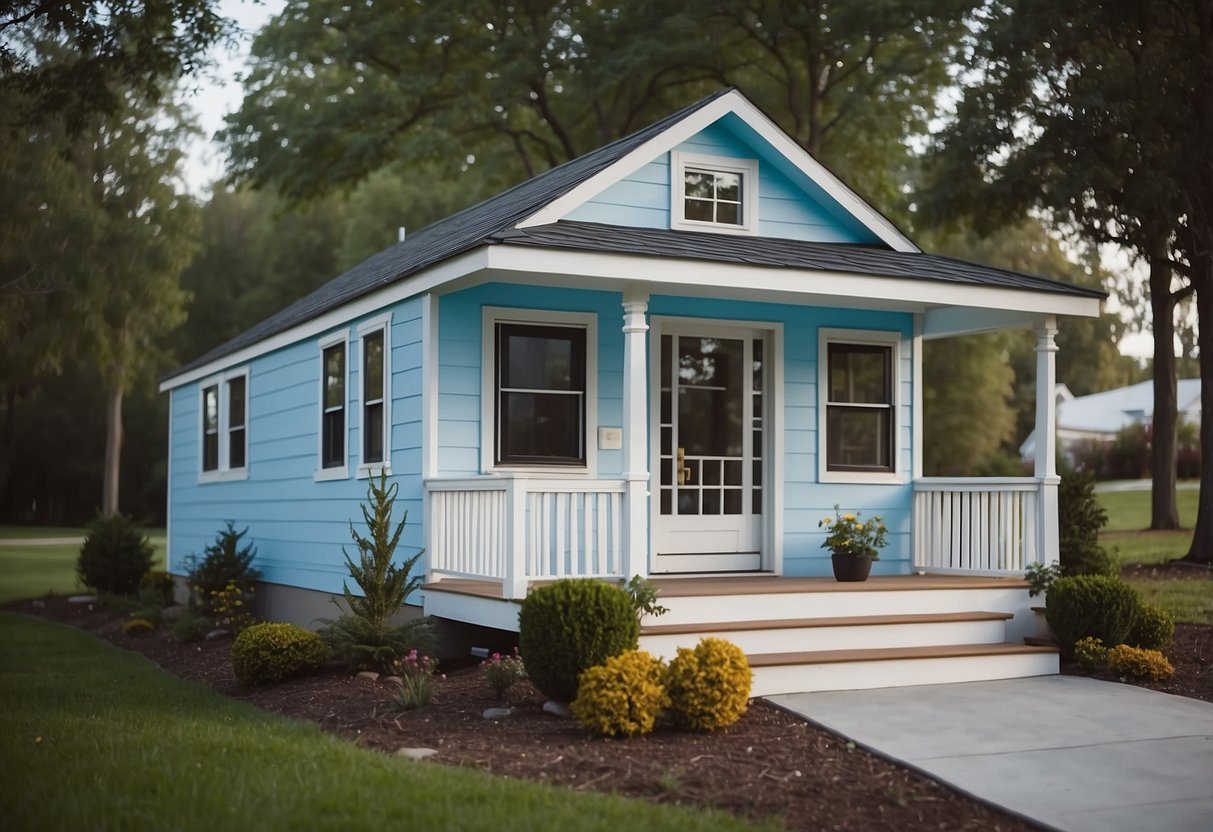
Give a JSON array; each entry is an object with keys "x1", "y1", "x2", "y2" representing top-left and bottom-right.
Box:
[{"x1": 161, "y1": 90, "x2": 1104, "y2": 692}]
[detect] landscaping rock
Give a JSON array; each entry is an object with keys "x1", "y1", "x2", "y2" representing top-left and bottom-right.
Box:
[
  {"x1": 383, "y1": 675, "x2": 403, "y2": 685},
  {"x1": 357, "y1": 671, "x2": 380, "y2": 681},
  {"x1": 542, "y1": 700, "x2": 571, "y2": 719},
  {"x1": 205, "y1": 628, "x2": 229, "y2": 640},
  {"x1": 395, "y1": 747, "x2": 437, "y2": 760},
  {"x1": 483, "y1": 707, "x2": 515, "y2": 720},
  {"x1": 67, "y1": 595, "x2": 98, "y2": 604}
]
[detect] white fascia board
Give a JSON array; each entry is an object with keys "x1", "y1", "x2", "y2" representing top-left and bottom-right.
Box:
[
  {"x1": 482, "y1": 246, "x2": 1105, "y2": 320},
  {"x1": 159, "y1": 249, "x2": 489, "y2": 392},
  {"x1": 517, "y1": 89, "x2": 919, "y2": 254}
]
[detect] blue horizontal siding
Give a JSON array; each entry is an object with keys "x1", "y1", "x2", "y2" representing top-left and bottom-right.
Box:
[{"x1": 167, "y1": 296, "x2": 427, "y2": 598}]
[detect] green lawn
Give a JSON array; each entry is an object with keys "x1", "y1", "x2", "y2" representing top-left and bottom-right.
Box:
[
  {"x1": 0, "y1": 537, "x2": 167, "y2": 605},
  {"x1": 1097, "y1": 486, "x2": 1200, "y2": 532},
  {"x1": 0, "y1": 613, "x2": 761, "y2": 832},
  {"x1": 0, "y1": 525, "x2": 87, "y2": 539}
]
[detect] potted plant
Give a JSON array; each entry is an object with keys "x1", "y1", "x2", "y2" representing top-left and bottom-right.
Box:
[{"x1": 819, "y1": 506, "x2": 888, "y2": 582}]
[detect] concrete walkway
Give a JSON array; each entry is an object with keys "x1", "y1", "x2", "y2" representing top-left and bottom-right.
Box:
[{"x1": 770, "y1": 675, "x2": 1213, "y2": 832}]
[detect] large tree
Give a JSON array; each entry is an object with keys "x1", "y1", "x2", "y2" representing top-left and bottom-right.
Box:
[
  {"x1": 931, "y1": 0, "x2": 1211, "y2": 559},
  {"x1": 1, "y1": 0, "x2": 230, "y2": 129}
]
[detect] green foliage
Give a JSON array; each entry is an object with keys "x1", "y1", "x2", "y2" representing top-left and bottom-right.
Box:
[
  {"x1": 818, "y1": 506, "x2": 887, "y2": 559},
  {"x1": 1073, "y1": 637, "x2": 1108, "y2": 673},
  {"x1": 1045, "y1": 575, "x2": 1140, "y2": 651},
  {"x1": 123, "y1": 617, "x2": 155, "y2": 636},
  {"x1": 665, "y1": 638, "x2": 752, "y2": 731},
  {"x1": 231, "y1": 622, "x2": 331, "y2": 685},
  {"x1": 1126, "y1": 603, "x2": 1175, "y2": 651},
  {"x1": 1106, "y1": 644, "x2": 1174, "y2": 682},
  {"x1": 1025, "y1": 562, "x2": 1063, "y2": 598},
  {"x1": 518, "y1": 579, "x2": 640, "y2": 702},
  {"x1": 320, "y1": 473, "x2": 431, "y2": 672},
  {"x1": 481, "y1": 649, "x2": 528, "y2": 701},
  {"x1": 625, "y1": 575, "x2": 669, "y2": 620},
  {"x1": 185, "y1": 523, "x2": 261, "y2": 610},
  {"x1": 171, "y1": 608, "x2": 210, "y2": 643},
  {"x1": 572, "y1": 650, "x2": 669, "y2": 737},
  {"x1": 76, "y1": 513, "x2": 154, "y2": 595},
  {"x1": 208, "y1": 581, "x2": 258, "y2": 634},
  {"x1": 1058, "y1": 471, "x2": 1114, "y2": 577},
  {"x1": 140, "y1": 570, "x2": 175, "y2": 606},
  {"x1": 390, "y1": 650, "x2": 439, "y2": 711}
]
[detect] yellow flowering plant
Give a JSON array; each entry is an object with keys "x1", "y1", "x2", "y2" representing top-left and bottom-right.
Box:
[{"x1": 819, "y1": 505, "x2": 888, "y2": 560}]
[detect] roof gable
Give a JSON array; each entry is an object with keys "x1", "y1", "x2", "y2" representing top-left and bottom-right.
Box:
[{"x1": 519, "y1": 89, "x2": 917, "y2": 252}]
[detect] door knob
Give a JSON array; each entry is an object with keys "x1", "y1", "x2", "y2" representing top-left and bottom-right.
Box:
[{"x1": 676, "y1": 447, "x2": 691, "y2": 485}]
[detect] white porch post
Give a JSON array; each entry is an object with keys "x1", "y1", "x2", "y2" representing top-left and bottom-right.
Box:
[
  {"x1": 1033, "y1": 316, "x2": 1060, "y2": 566},
  {"x1": 621, "y1": 288, "x2": 650, "y2": 580}
]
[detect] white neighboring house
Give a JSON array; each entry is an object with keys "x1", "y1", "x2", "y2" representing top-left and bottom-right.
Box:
[{"x1": 1020, "y1": 379, "x2": 1203, "y2": 462}]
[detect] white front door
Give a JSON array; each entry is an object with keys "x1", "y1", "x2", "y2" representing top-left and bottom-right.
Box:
[{"x1": 652, "y1": 324, "x2": 767, "y2": 573}]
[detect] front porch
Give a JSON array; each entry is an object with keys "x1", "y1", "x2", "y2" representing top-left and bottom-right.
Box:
[{"x1": 420, "y1": 573, "x2": 1057, "y2": 695}]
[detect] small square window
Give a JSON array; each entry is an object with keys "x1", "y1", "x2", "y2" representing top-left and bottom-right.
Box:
[{"x1": 671, "y1": 152, "x2": 757, "y2": 234}]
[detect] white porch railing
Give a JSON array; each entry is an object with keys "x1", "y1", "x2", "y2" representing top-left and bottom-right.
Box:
[
  {"x1": 426, "y1": 476, "x2": 627, "y2": 598},
  {"x1": 913, "y1": 478, "x2": 1047, "y2": 575}
]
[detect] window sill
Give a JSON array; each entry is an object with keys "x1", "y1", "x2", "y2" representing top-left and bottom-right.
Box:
[
  {"x1": 819, "y1": 470, "x2": 906, "y2": 486},
  {"x1": 487, "y1": 464, "x2": 592, "y2": 477},
  {"x1": 670, "y1": 218, "x2": 756, "y2": 236},
  {"x1": 314, "y1": 466, "x2": 349, "y2": 482},
  {"x1": 356, "y1": 463, "x2": 392, "y2": 480},
  {"x1": 197, "y1": 468, "x2": 249, "y2": 485}
]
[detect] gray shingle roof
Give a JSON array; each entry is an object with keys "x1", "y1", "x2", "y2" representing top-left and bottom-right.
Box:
[{"x1": 489, "y1": 222, "x2": 1107, "y2": 298}]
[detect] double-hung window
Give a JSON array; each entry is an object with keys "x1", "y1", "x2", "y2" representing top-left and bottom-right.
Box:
[
  {"x1": 483, "y1": 309, "x2": 597, "y2": 472},
  {"x1": 671, "y1": 151, "x2": 758, "y2": 234},
  {"x1": 316, "y1": 331, "x2": 349, "y2": 480},
  {"x1": 818, "y1": 329, "x2": 901, "y2": 482},
  {"x1": 357, "y1": 316, "x2": 391, "y2": 475},
  {"x1": 199, "y1": 368, "x2": 249, "y2": 481}
]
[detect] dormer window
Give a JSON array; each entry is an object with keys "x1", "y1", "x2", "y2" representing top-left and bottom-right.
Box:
[{"x1": 671, "y1": 151, "x2": 758, "y2": 234}]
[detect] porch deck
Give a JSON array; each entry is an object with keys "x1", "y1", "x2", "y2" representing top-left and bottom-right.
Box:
[{"x1": 421, "y1": 572, "x2": 1057, "y2": 694}]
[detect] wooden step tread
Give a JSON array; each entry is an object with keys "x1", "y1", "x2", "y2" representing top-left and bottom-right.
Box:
[
  {"x1": 651, "y1": 575, "x2": 1030, "y2": 597},
  {"x1": 641, "y1": 610, "x2": 1012, "y2": 636},
  {"x1": 748, "y1": 642, "x2": 1058, "y2": 668},
  {"x1": 1023, "y1": 635, "x2": 1059, "y2": 647}
]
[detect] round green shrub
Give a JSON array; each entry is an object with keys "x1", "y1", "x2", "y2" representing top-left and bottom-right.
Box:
[
  {"x1": 231, "y1": 622, "x2": 331, "y2": 685},
  {"x1": 123, "y1": 617, "x2": 155, "y2": 636},
  {"x1": 140, "y1": 570, "x2": 176, "y2": 606},
  {"x1": 572, "y1": 650, "x2": 669, "y2": 737},
  {"x1": 666, "y1": 637, "x2": 752, "y2": 731},
  {"x1": 1127, "y1": 602, "x2": 1175, "y2": 651},
  {"x1": 77, "y1": 513, "x2": 154, "y2": 595},
  {"x1": 1073, "y1": 636, "x2": 1108, "y2": 673},
  {"x1": 1045, "y1": 574, "x2": 1140, "y2": 651},
  {"x1": 518, "y1": 579, "x2": 640, "y2": 702}
]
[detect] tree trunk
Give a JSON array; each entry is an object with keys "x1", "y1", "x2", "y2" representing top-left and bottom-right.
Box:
[
  {"x1": 1148, "y1": 254, "x2": 1181, "y2": 529},
  {"x1": 101, "y1": 384, "x2": 123, "y2": 516},
  {"x1": 1182, "y1": 273, "x2": 1212, "y2": 563}
]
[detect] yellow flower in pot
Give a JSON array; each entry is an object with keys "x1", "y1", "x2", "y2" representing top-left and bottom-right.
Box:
[{"x1": 819, "y1": 505, "x2": 889, "y2": 582}]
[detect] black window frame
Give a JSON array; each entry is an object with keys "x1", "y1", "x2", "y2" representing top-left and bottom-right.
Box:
[
  {"x1": 226, "y1": 375, "x2": 247, "y2": 470},
  {"x1": 825, "y1": 341, "x2": 895, "y2": 473},
  {"x1": 494, "y1": 322, "x2": 587, "y2": 467}
]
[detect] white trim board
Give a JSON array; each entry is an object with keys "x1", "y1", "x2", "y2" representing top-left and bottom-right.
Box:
[
  {"x1": 518, "y1": 89, "x2": 919, "y2": 253},
  {"x1": 355, "y1": 312, "x2": 393, "y2": 478}
]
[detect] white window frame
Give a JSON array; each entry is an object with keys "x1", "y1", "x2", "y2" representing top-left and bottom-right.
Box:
[
  {"x1": 197, "y1": 367, "x2": 250, "y2": 484},
  {"x1": 670, "y1": 151, "x2": 759, "y2": 235},
  {"x1": 480, "y1": 307, "x2": 598, "y2": 476},
  {"x1": 356, "y1": 314, "x2": 393, "y2": 478},
  {"x1": 817, "y1": 328, "x2": 905, "y2": 485},
  {"x1": 315, "y1": 329, "x2": 350, "y2": 482}
]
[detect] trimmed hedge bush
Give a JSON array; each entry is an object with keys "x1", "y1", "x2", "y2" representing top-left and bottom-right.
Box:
[
  {"x1": 666, "y1": 637, "x2": 752, "y2": 731},
  {"x1": 572, "y1": 650, "x2": 669, "y2": 737},
  {"x1": 231, "y1": 622, "x2": 330, "y2": 685},
  {"x1": 518, "y1": 579, "x2": 640, "y2": 702},
  {"x1": 77, "y1": 513, "x2": 154, "y2": 595},
  {"x1": 1045, "y1": 574, "x2": 1139, "y2": 651},
  {"x1": 1127, "y1": 602, "x2": 1175, "y2": 651}
]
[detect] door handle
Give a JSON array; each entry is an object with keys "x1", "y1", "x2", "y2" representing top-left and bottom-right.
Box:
[{"x1": 676, "y1": 447, "x2": 691, "y2": 485}]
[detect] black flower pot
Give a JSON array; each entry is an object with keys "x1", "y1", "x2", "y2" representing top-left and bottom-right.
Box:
[{"x1": 831, "y1": 552, "x2": 874, "y2": 582}]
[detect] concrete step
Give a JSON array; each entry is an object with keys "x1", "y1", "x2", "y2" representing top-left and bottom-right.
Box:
[
  {"x1": 640, "y1": 611, "x2": 1013, "y2": 659},
  {"x1": 748, "y1": 642, "x2": 1060, "y2": 696}
]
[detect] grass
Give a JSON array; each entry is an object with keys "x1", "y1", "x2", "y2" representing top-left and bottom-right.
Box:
[
  {"x1": 1097, "y1": 487, "x2": 1200, "y2": 532},
  {"x1": 0, "y1": 613, "x2": 762, "y2": 832},
  {"x1": 0, "y1": 525, "x2": 87, "y2": 539},
  {"x1": 0, "y1": 538, "x2": 167, "y2": 605}
]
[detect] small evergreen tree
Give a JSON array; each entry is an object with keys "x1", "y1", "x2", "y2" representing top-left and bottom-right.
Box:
[
  {"x1": 1058, "y1": 469, "x2": 1114, "y2": 576},
  {"x1": 321, "y1": 471, "x2": 432, "y2": 671},
  {"x1": 185, "y1": 522, "x2": 261, "y2": 609}
]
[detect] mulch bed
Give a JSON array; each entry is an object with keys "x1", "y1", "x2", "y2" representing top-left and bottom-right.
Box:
[{"x1": 8, "y1": 596, "x2": 1210, "y2": 830}]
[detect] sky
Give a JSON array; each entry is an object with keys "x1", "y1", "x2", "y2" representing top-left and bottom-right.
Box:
[{"x1": 179, "y1": 0, "x2": 286, "y2": 194}]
